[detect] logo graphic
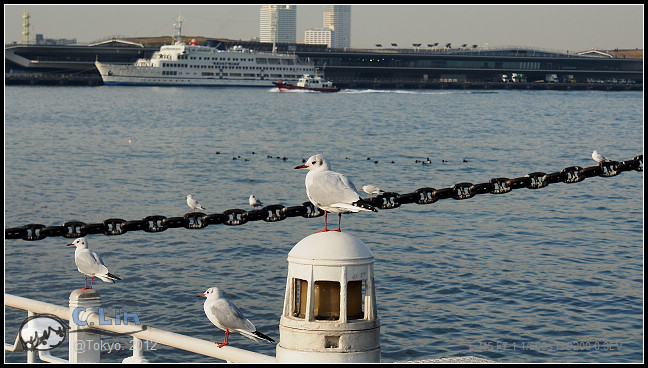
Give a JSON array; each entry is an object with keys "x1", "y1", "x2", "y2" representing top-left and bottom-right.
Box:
[
  {"x1": 70, "y1": 307, "x2": 147, "y2": 336},
  {"x1": 16, "y1": 309, "x2": 147, "y2": 352},
  {"x1": 18, "y1": 314, "x2": 69, "y2": 351}
]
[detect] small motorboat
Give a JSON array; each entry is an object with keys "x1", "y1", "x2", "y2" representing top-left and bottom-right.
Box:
[{"x1": 273, "y1": 74, "x2": 340, "y2": 93}]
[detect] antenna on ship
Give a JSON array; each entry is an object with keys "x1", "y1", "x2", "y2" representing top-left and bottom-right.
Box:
[{"x1": 173, "y1": 15, "x2": 184, "y2": 45}]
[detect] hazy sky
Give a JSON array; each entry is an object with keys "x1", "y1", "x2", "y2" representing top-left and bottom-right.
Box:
[{"x1": 4, "y1": 4, "x2": 644, "y2": 51}]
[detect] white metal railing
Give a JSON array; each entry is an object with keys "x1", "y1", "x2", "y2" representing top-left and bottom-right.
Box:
[{"x1": 5, "y1": 292, "x2": 276, "y2": 363}]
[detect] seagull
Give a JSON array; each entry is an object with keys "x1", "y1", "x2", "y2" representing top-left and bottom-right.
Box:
[
  {"x1": 249, "y1": 194, "x2": 264, "y2": 209},
  {"x1": 362, "y1": 185, "x2": 385, "y2": 198},
  {"x1": 592, "y1": 150, "x2": 611, "y2": 166},
  {"x1": 295, "y1": 154, "x2": 378, "y2": 232},
  {"x1": 186, "y1": 194, "x2": 206, "y2": 212},
  {"x1": 67, "y1": 237, "x2": 120, "y2": 290},
  {"x1": 197, "y1": 287, "x2": 275, "y2": 348}
]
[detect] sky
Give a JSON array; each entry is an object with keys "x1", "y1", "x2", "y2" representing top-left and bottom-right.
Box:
[{"x1": 4, "y1": 4, "x2": 644, "y2": 52}]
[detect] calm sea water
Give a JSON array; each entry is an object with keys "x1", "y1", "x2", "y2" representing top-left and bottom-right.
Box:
[{"x1": 4, "y1": 86, "x2": 643, "y2": 363}]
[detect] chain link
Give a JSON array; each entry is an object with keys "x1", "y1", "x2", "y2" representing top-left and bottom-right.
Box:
[{"x1": 5, "y1": 155, "x2": 642, "y2": 241}]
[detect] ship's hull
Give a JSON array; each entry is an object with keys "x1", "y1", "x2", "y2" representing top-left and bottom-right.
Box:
[
  {"x1": 273, "y1": 81, "x2": 340, "y2": 93},
  {"x1": 96, "y1": 61, "x2": 301, "y2": 87}
]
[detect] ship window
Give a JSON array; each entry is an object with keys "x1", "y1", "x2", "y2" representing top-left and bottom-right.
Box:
[{"x1": 314, "y1": 281, "x2": 340, "y2": 320}]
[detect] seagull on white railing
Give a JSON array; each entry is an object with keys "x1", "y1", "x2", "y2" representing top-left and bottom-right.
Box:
[
  {"x1": 67, "y1": 237, "x2": 120, "y2": 289},
  {"x1": 198, "y1": 287, "x2": 275, "y2": 348}
]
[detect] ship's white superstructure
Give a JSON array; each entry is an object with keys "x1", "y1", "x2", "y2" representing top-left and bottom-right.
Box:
[{"x1": 95, "y1": 16, "x2": 315, "y2": 87}]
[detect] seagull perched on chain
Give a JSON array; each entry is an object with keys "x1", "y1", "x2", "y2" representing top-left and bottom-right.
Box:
[
  {"x1": 198, "y1": 287, "x2": 275, "y2": 348},
  {"x1": 186, "y1": 194, "x2": 206, "y2": 212},
  {"x1": 362, "y1": 185, "x2": 385, "y2": 198},
  {"x1": 295, "y1": 154, "x2": 377, "y2": 233},
  {"x1": 249, "y1": 194, "x2": 264, "y2": 209},
  {"x1": 67, "y1": 237, "x2": 120, "y2": 290},
  {"x1": 592, "y1": 150, "x2": 612, "y2": 166}
]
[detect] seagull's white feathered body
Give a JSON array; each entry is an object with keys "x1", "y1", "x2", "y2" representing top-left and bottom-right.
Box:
[
  {"x1": 297, "y1": 154, "x2": 376, "y2": 214},
  {"x1": 249, "y1": 194, "x2": 264, "y2": 208},
  {"x1": 362, "y1": 185, "x2": 385, "y2": 197},
  {"x1": 67, "y1": 237, "x2": 120, "y2": 289},
  {"x1": 186, "y1": 194, "x2": 206, "y2": 212},
  {"x1": 295, "y1": 154, "x2": 377, "y2": 232},
  {"x1": 198, "y1": 287, "x2": 274, "y2": 347},
  {"x1": 592, "y1": 150, "x2": 611, "y2": 165}
]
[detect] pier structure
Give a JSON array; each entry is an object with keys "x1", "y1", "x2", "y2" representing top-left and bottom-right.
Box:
[{"x1": 5, "y1": 40, "x2": 642, "y2": 89}]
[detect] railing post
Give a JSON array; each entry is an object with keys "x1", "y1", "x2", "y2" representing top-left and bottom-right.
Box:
[
  {"x1": 122, "y1": 336, "x2": 150, "y2": 363},
  {"x1": 26, "y1": 311, "x2": 36, "y2": 363},
  {"x1": 68, "y1": 289, "x2": 101, "y2": 363}
]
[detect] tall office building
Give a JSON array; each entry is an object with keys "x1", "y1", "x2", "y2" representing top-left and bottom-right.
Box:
[
  {"x1": 323, "y1": 5, "x2": 351, "y2": 48},
  {"x1": 304, "y1": 28, "x2": 333, "y2": 46},
  {"x1": 259, "y1": 5, "x2": 297, "y2": 44}
]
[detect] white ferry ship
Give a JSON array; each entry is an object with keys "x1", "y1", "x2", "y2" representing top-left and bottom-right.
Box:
[{"x1": 95, "y1": 16, "x2": 315, "y2": 87}]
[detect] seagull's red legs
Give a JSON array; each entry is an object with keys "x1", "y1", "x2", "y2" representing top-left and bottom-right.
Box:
[
  {"x1": 315, "y1": 212, "x2": 330, "y2": 233},
  {"x1": 216, "y1": 329, "x2": 230, "y2": 348},
  {"x1": 82, "y1": 275, "x2": 95, "y2": 290}
]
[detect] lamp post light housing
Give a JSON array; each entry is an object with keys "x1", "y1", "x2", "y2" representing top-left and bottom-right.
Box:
[{"x1": 277, "y1": 231, "x2": 380, "y2": 363}]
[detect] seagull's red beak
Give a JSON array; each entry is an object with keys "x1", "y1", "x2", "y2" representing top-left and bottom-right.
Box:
[
  {"x1": 294, "y1": 164, "x2": 308, "y2": 169},
  {"x1": 66, "y1": 243, "x2": 73, "y2": 246},
  {"x1": 197, "y1": 293, "x2": 206, "y2": 297}
]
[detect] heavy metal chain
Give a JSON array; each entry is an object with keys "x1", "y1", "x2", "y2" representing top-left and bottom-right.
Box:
[{"x1": 5, "y1": 155, "x2": 642, "y2": 241}]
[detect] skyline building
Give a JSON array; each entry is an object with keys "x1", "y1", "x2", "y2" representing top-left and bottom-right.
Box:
[
  {"x1": 304, "y1": 5, "x2": 351, "y2": 48},
  {"x1": 323, "y1": 5, "x2": 351, "y2": 48},
  {"x1": 304, "y1": 27, "x2": 332, "y2": 47},
  {"x1": 259, "y1": 5, "x2": 297, "y2": 44}
]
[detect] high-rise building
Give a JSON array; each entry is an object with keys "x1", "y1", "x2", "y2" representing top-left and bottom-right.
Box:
[
  {"x1": 323, "y1": 5, "x2": 351, "y2": 48},
  {"x1": 22, "y1": 9, "x2": 30, "y2": 45},
  {"x1": 304, "y1": 28, "x2": 333, "y2": 46},
  {"x1": 259, "y1": 5, "x2": 297, "y2": 44}
]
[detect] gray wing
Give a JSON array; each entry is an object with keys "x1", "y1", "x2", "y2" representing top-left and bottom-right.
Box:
[
  {"x1": 75, "y1": 249, "x2": 109, "y2": 276},
  {"x1": 212, "y1": 298, "x2": 256, "y2": 333},
  {"x1": 307, "y1": 171, "x2": 361, "y2": 208}
]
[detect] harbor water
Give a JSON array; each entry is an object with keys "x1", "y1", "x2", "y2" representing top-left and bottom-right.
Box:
[{"x1": 4, "y1": 86, "x2": 643, "y2": 363}]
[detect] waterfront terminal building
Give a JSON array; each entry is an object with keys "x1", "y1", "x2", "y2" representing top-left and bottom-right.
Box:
[{"x1": 5, "y1": 39, "x2": 642, "y2": 90}]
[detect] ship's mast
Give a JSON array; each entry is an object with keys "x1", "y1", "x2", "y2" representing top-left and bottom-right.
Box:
[{"x1": 173, "y1": 15, "x2": 184, "y2": 45}]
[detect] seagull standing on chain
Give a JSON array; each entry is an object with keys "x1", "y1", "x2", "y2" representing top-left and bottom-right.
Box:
[
  {"x1": 592, "y1": 150, "x2": 611, "y2": 166},
  {"x1": 197, "y1": 287, "x2": 275, "y2": 348},
  {"x1": 295, "y1": 154, "x2": 377, "y2": 233},
  {"x1": 362, "y1": 185, "x2": 385, "y2": 198},
  {"x1": 67, "y1": 237, "x2": 120, "y2": 289},
  {"x1": 186, "y1": 194, "x2": 206, "y2": 212},
  {"x1": 249, "y1": 194, "x2": 264, "y2": 209}
]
